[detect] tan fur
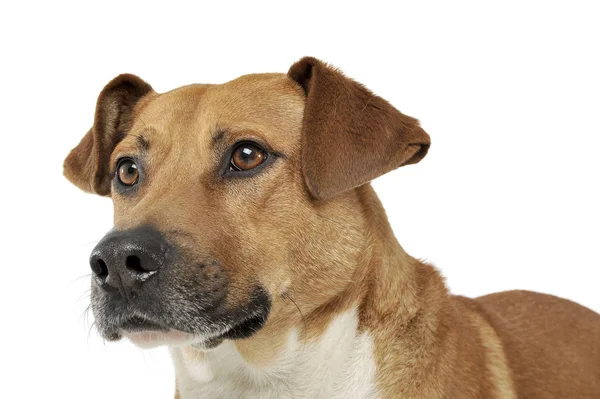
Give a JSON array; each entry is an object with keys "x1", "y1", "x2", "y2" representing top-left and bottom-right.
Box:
[
  {"x1": 64, "y1": 58, "x2": 600, "y2": 398},
  {"x1": 467, "y1": 311, "x2": 516, "y2": 398}
]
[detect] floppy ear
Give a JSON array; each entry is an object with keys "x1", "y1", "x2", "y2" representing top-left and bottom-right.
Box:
[
  {"x1": 63, "y1": 74, "x2": 153, "y2": 195},
  {"x1": 288, "y1": 57, "x2": 431, "y2": 200}
]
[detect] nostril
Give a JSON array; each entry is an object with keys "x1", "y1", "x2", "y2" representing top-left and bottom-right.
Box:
[
  {"x1": 92, "y1": 259, "x2": 109, "y2": 279},
  {"x1": 126, "y1": 255, "x2": 145, "y2": 273}
]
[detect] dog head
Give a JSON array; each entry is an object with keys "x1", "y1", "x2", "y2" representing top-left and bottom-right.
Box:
[{"x1": 64, "y1": 57, "x2": 430, "y2": 349}]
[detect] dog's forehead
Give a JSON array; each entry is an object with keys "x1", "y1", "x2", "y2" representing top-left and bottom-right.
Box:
[
  {"x1": 207, "y1": 73, "x2": 305, "y2": 125},
  {"x1": 133, "y1": 73, "x2": 305, "y2": 149}
]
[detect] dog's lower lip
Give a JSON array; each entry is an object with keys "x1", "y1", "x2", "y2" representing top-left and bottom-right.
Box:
[
  {"x1": 216, "y1": 312, "x2": 269, "y2": 340},
  {"x1": 118, "y1": 315, "x2": 167, "y2": 333},
  {"x1": 115, "y1": 315, "x2": 197, "y2": 348}
]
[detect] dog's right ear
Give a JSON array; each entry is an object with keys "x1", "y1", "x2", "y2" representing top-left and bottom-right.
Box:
[{"x1": 63, "y1": 74, "x2": 154, "y2": 195}]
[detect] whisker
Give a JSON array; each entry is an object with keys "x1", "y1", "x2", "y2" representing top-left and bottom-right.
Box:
[
  {"x1": 282, "y1": 293, "x2": 307, "y2": 350},
  {"x1": 80, "y1": 303, "x2": 92, "y2": 322},
  {"x1": 87, "y1": 321, "x2": 97, "y2": 345},
  {"x1": 76, "y1": 289, "x2": 91, "y2": 306},
  {"x1": 68, "y1": 273, "x2": 92, "y2": 287}
]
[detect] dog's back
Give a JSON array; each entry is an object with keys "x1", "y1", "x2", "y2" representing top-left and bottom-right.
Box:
[{"x1": 475, "y1": 290, "x2": 600, "y2": 398}]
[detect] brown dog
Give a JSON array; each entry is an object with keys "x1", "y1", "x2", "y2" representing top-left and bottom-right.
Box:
[{"x1": 64, "y1": 57, "x2": 600, "y2": 398}]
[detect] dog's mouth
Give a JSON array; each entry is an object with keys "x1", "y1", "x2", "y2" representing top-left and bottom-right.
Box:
[
  {"x1": 113, "y1": 311, "x2": 269, "y2": 349},
  {"x1": 93, "y1": 283, "x2": 272, "y2": 349},
  {"x1": 99, "y1": 289, "x2": 271, "y2": 350}
]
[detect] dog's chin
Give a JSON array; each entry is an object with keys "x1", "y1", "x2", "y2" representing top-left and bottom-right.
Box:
[
  {"x1": 123, "y1": 329, "x2": 201, "y2": 349},
  {"x1": 119, "y1": 324, "x2": 227, "y2": 350}
]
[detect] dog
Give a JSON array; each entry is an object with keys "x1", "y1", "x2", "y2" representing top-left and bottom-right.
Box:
[{"x1": 64, "y1": 57, "x2": 600, "y2": 398}]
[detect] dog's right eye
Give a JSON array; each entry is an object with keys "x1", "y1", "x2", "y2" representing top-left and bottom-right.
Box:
[
  {"x1": 117, "y1": 159, "x2": 139, "y2": 186},
  {"x1": 230, "y1": 143, "x2": 267, "y2": 172}
]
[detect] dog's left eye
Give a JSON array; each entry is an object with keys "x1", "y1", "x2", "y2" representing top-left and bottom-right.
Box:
[{"x1": 230, "y1": 143, "x2": 266, "y2": 171}]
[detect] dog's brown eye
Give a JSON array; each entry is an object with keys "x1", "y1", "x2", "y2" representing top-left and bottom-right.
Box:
[
  {"x1": 117, "y1": 159, "x2": 139, "y2": 186},
  {"x1": 230, "y1": 143, "x2": 266, "y2": 171}
]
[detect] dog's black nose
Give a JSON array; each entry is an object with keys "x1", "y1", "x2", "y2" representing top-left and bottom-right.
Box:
[{"x1": 89, "y1": 227, "x2": 171, "y2": 297}]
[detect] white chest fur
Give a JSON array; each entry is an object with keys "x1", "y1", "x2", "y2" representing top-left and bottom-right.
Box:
[{"x1": 170, "y1": 308, "x2": 378, "y2": 399}]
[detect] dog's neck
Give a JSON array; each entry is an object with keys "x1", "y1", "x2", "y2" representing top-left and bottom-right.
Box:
[
  {"x1": 171, "y1": 185, "x2": 449, "y2": 398},
  {"x1": 171, "y1": 306, "x2": 378, "y2": 399}
]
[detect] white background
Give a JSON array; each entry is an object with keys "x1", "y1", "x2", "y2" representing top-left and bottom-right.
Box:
[{"x1": 1, "y1": 1, "x2": 598, "y2": 398}]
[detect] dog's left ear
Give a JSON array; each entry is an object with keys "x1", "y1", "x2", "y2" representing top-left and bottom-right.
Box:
[
  {"x1": 63, "y1": 74, "x2": 154, "y2": 195},
  {"x1": 288, "y1": 57, "x2": 431, "y2": 200}
]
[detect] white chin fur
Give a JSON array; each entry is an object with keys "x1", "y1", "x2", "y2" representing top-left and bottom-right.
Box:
[{"x1": 123, "y1": 330, "x2": 201, "y2": 349}]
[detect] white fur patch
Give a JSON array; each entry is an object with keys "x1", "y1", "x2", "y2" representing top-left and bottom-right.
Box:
[{"x1": 170, "y1": 308, "x2": 378, "y2": 398}]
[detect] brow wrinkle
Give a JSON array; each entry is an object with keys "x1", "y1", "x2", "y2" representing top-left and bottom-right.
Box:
[
  {"x1": 211, "y1": 128, "x2": 226, "y2": 143},
  {"x1": 121, "y1": 131, "x2": 150, "y2": 151},
  {"x1": 136, "y1": 134, "x2": 149, "y2": 151}
]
